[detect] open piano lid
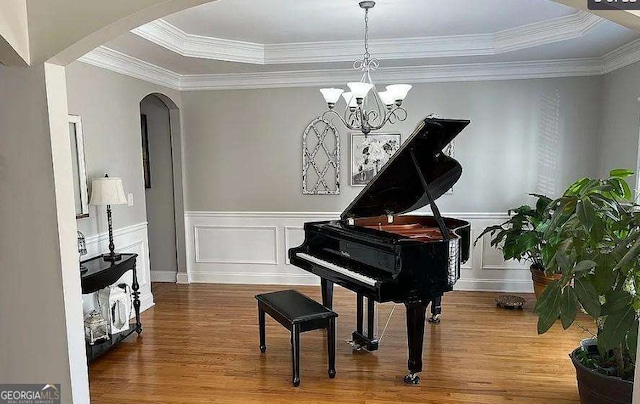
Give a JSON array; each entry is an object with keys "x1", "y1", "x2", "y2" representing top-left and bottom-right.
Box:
[{"x1": 341, "y1": 117, "x2": 470, "y2": 220}]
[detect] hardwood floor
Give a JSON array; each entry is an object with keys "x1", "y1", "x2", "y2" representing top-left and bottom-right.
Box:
[{"x1": 89, "y1": 283, "x2": 591, "y2": 403}]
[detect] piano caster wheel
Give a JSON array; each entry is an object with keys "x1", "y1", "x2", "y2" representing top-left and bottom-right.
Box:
[
  {"x1": 328, "y1": 369, "x2": 336, "y2": 379},
  {"x1": 260, "y1": 345, "x2": 266, "y2": 353},
  {"x1": 428, "y1": 314, "x2": 441, "y2": 324},
  {"x1": 293, "y1": 378, "x2": 300, "y2": 387},
  {"x1": 403, "y1": 373, "x2": 421, "y2": 385}
]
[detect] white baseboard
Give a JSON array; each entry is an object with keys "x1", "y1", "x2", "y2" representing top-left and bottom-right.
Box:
[
  {"x1": 176, "y1": 272, "x2": 190, "y2": 284},
  {"x1": 140, "y1": 293, "x2": 155, "y2": 313},
  {"x1": 455, "y1": 279, "x2": 534, "y2": 293},
  {"x1": 188, "y1": 271, "x2": 319, "y2": 285},
  {"x1": 150, "y1": 271, "x2": 177, "y2": 283}
]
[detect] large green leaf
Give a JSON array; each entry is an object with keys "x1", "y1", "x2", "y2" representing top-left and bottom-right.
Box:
[
  {"x1": 602, "y1": 290, "x2": 633, "y2": 316},
  {"x1": 610, "y1": 168, "x2": 634, "y2": 179},
  {"x1": 610, "y1": 178, "x2": 633, "y2": 200},
  {"x1": 599, "y1": 305, "x2": 636, "y2": 352},
  {"x1": 574, "y1": 278, "x2": 601, "y2": 318},
  {"x1": 573, "y1": 260, "x2": 596, "y2": 275},
  {"x1": 560, "y1": 287, "x2": 578, "y2": 330},
  {"x1": 577, "y1": 199, "x2": 594, "y2": 232},
  {"x1": 594, "y1": 256, "x2": 616, "y2": 294},
  {"x1": 536, "y1": 282, "x2": 562, "y2": 334}
]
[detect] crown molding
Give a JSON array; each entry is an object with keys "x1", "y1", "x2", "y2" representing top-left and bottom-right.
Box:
[
  {"x1": 131, "y1": 11, "x2": 603, "y2": 65},
  {"x1": 77, "y1": 46, "x2": 181, "y2": 90},
  {"x1": 179, "y1": 59, "x2": 603, "y2": 90},
  {"x1": 78, "y1": 32, "x2": 640, "y2": 91},
  {"x1": 602, "y1": 38, "x2": 640, "y2": 74},
  {"x1": 131, "y1": 19, "x2": 264, "y2": 64}
]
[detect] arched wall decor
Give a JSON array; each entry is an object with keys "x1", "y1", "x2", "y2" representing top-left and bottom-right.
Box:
[{"x1": 302, "y1": 117, "x2": 340, "y2": 195}]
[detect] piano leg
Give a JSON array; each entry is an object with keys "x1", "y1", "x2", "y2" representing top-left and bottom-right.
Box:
[
  {"x1": 428, "y1": 295, "x2": 442, "y2": 324},
  {"x1": 321, "y1": 279, "x2": 334, "y2": 309},
  {"x1": 404, "y1": 301, "x2": 428, "y2": 384}
]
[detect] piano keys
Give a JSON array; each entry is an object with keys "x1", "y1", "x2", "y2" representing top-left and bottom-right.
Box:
[{"x1": 289, "y1": 116, "x2": 471, "y2": 384}]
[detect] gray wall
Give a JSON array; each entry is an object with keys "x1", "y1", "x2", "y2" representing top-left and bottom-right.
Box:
[
  {"x1": 65, "y1": 61, "x2": 182, "y2": 237},
  {"x1": 141, "y1": 95, "x2": 178, "y2": 274},
  {"x1": 181, "y1": 76, "x2": 602, "y2": 214},
  {"x1": 599, "y1": 62, "x2": 640, "y2": 186},
  {"x1": 0, "y1": 64, "x2": 89, "y2": 404}
]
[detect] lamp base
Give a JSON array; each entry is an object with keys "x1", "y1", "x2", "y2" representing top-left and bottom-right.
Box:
[{"x1": 102, "y1": 252, "x2": 122, "y2": 262}]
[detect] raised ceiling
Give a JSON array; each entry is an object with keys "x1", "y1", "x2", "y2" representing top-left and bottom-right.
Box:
[{"x1": 81, "y1": 0, "x2": 640, "y2": 90}]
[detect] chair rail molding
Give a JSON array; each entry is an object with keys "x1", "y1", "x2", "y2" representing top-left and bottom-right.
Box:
[{"x1": 183, "y1": 211, "x2": 533, "y2": 293}]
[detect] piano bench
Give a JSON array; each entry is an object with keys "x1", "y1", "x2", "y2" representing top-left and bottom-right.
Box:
[{"x1": 255, "y1": 289, "x2": 338, "y2": 387}]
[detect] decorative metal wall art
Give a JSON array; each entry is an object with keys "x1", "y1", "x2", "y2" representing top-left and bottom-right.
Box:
[{"x1": 302, "y1": 118, "x2": 340, "y2": 195}]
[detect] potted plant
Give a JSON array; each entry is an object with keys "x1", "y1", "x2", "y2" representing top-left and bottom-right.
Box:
[
  {"x1": 476, "y1": 194, "x2": 562, "y2": 297},
  {"x1": 535, "y1": 169, "x2": 640, "y2": 404}
]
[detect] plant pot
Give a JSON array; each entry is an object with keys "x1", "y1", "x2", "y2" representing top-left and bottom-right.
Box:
[
  {"x1": 530, "y1": 265, "x2": 562, "y2": 298},
  {"x1": 571, "y1": 348, "x2": 633, "y2": 404}
]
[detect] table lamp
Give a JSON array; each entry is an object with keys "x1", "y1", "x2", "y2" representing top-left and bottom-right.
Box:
[{"x1": 90, "y1": 174, "x2": 127, "y2": 261}]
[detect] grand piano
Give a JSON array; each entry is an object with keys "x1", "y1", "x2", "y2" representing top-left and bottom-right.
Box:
[{"x1": 289, "y1": 116, "x2": 471, "y2": 384}]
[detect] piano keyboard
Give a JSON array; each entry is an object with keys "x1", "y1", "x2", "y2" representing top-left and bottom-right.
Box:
[{"x1": 295, "y1": 252, "x2": 378, "y2": 287}]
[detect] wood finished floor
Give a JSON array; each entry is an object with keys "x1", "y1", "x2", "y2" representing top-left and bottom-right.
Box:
[{"x1": 89, "y1": 283, "x2": 591, "y2": 403}]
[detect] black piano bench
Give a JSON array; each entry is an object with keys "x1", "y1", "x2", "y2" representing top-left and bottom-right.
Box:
[{"x1": 255, "y1": 289, "x2": 338, "y2": 387}]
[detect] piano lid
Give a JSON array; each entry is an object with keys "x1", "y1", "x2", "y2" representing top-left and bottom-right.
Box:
[{"x1": 341, "y1": 117, "x2": 470, "y2": 220}]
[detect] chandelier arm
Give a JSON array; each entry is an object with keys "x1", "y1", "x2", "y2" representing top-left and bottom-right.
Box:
[
  {"x1": 322, "y1": 110, "x2": 358, "y2": 132},
  {"x1": 367, "y1": 107, "x2": 408, "y2": 132}
]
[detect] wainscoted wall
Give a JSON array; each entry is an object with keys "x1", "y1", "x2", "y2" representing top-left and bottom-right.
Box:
[
  {"x1": 184, "y1": 212, "x2": 533, "y2": 292},
  {"x1": 81, "y1": 222, "x2": 154, "y2": 316}
]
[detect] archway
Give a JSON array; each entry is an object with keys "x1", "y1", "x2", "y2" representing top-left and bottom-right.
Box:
[{"x1": 139, "y1": 93, "x2": 187, "y2": 283}]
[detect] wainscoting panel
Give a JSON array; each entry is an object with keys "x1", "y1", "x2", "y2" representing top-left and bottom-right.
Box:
[
  {"x1": 184, "y1": 212, "x2": 533, "y2": 292},
  {"x1": 81, "y1": 222, "x2": 154, "y2": 316}
]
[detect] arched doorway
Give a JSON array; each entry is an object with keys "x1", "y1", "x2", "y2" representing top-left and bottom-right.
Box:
[{"x1": 139, "y1": 93, "x2": 187, "y2": 284}]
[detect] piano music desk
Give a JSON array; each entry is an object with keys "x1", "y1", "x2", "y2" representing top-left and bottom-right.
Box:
[{"x1": 255, "y1": 289, "x2": 338, "y2": 387}]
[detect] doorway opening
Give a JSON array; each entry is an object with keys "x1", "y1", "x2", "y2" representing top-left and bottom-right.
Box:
[{"x1": 139, "y1": 93, "x2": 187, "y2": 286}]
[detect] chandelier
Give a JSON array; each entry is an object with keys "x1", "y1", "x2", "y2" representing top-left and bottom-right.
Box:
[{"x1": 319, "y1": 1, "x2": 411, "y2": 136}]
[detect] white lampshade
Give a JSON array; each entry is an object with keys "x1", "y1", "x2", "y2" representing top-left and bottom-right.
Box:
[
  {"x1": 342, "y1": 92, "x2": 358, "y2": 108},
  {"x1": 320, "y1": 88, "x2": 344, "y2": 104},
  {"x1": 90, "y1": 176, "x2": 127, "y2": 206},
  {"x1": 386, "y1": 84, "x2": 412, "y2": 101},
  {"x1": 347, "y1": 82, "x2": 374, "y2": 99},
  {"x1": 378, "y1": 91, "x2": 395, "y2": 106}
]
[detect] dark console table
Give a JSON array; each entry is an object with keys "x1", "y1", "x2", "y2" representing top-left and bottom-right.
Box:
[{"x1": 81, "y1": 253, "x2": 142, "y2": 362}]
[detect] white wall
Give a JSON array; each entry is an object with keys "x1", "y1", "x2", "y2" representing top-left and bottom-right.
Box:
[
  {"x1": 141, "y1": 95, "x2": 178, "y2": 279},
  {"x1": 0, "y1": 0, "x2": 29, "y2": 65},
  {"x1": 182, "y1": 77, "x2": 602, "y2": 214},
  {"x1": 0, "y1": 64, "x2": 89, "y2": 404},
  {"x1": 599, "y1": 61, "x2": 640, "y2": 187}
]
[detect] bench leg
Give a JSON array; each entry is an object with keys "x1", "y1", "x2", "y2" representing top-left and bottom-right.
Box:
[
  {"x1": 258, "y1": 308, "x2": 266, "y2": 353},
  {"x1": 291, "y1": 324, "x2": 300, "y2": 387},
  {"x1": 328, "y1": 318, "x2": 336, "y2": 378}
]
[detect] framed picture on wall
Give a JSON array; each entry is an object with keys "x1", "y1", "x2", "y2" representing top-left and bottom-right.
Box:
[
  {"x1": 350, "y1": 133, "x2": 401, "y2": 186},
  {"x1": 140, "y1": 114, "x2": 151, "y2": 189}
]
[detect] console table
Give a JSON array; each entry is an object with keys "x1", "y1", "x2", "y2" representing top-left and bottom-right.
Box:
[{"x1": 81, "y1": 253, "x2": 142, "y2": 362}]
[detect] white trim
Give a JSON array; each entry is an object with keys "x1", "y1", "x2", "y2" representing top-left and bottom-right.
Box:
[
  {"x1": 150, "y1": 271, "x2": 177, "y2": 283},
  {"x1": 185, "y1": 210, "x2": 509, "y2": 220},
  {"x1": 454, "y1": 279, "x2": 534, "y2": 293},
  {"x1": 84, "y1": 222, "x2": 149, "y2": 245},
  {"x1": 77, "y1": 47, "x2": 181, "y2": 90},
  {"x1": 131, "y1": 12, "x2": 602, "y2": 65},
  {"x1": 193, "y1": 225, "x2": 278, "y2": 264},
  {"x1": 602, "y1": 38, "x2": 640, "y2": 74},
  {"x1": 187, "y1": 271, "x2": 319, "y2": 285},
  {"x1": 176, "y1": 272, "x2": 190, "y2": 284}
]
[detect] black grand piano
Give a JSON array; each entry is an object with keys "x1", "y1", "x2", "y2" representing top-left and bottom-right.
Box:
[{"x1": 289, "y1": 117, "x2": 471, "y2": 384}]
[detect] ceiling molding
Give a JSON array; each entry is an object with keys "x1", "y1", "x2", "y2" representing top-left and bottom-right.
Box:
[
  {"x1": 77, "y1": 33, "x2": 640, "y2": 91},
  {"x1": 131, "y1": 11, "x2": 603, "y2": 65},
  {"x1": 77, "y1": 46, "x2": 181, "y2": 89},
  {"x1": 178, "y1": 59, "x2": 603, "y2": 91},
  {"x1": 602, "y1": 38, "x2": 640, "y2": 74}
]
